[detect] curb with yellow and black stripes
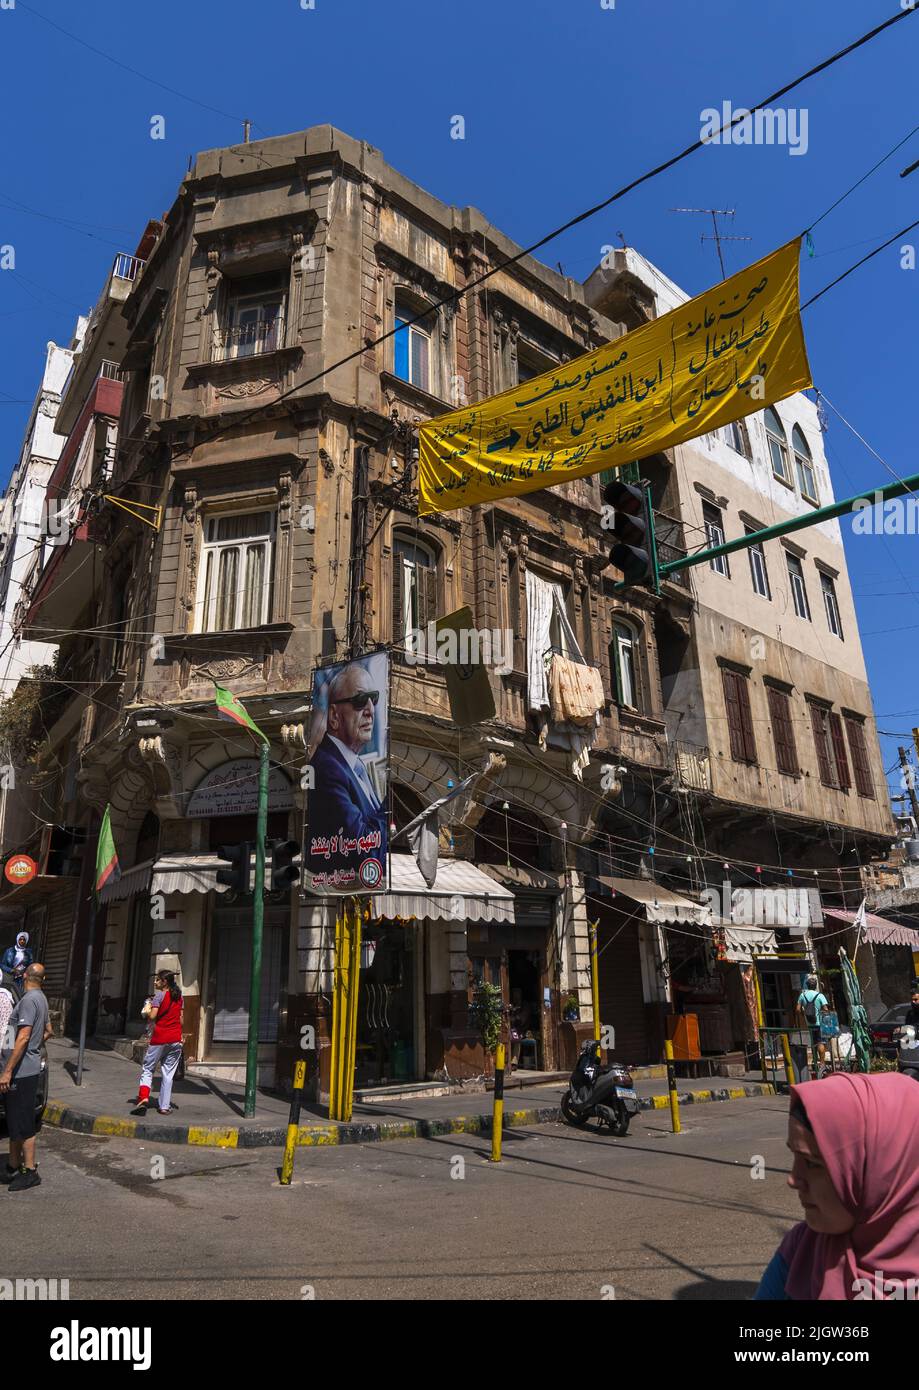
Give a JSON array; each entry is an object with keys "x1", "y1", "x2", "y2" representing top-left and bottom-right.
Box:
[{"x1": 41, "y1": 1082, "x2": 776, "y2": 1150}]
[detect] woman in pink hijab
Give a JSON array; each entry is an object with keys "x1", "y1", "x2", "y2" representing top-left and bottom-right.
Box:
[{"x1": 755, "y1": 1071, "x2": 919, "y2": 1299}]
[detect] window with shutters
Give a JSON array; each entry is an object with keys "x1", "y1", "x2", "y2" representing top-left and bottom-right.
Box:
[
  {"x1": 611, "y1": 621, "x2": 640, "y2": 710},
  {"x1": 809, "y1": 702, "x2": 850, "y2": 790},
  {"x1": 703, "y1": 502, "x2": 729, "y2": 577},
  {"x1": 765, "y1": 407, "x2": 791, "y2": 485},
  {"x1": 195, "y1": 511, "x2": 276, "y2": 632},
  {"x1": 745, "y1": 524, "x2": 771, "y2": 599},
  {"x1": 844, "y1": 715, "x2": 875, "y2": 799},
  {"x1": 766, "y1": 684, "x2": 799, "y2": 776},
  {"x1": 393, "y1": 534, "x2": 438, "y2": 659},
  {"x1": 786, "y1": 553, "x2": 811, "y2": 620},
  {"x1": 792, "y1": 425, "x2": 819, "y2": 505},
  {"x1": 820, "y1": 572, "x2": 843, "y2": 639},
  {"x1": 721, "y1": 667, "x2": 757, "y2": 764}
]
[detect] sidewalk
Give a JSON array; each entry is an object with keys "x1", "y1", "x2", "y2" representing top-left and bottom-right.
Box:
[{"x1": 40, "y1": 1037, "x2": 778, "y2": 1149}]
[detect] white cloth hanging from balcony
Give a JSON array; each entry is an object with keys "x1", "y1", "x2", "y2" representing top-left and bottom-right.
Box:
[{"x1": 524, "y1": 570, "x2": 600, "y2": 780}]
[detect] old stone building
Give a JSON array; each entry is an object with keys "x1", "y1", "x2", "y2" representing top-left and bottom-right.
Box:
[{"x1": 0, "y1": 126, "x2": 896, "y2": 1089}]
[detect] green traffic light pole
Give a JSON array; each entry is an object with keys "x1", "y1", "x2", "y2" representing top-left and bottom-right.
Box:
[
  {"x1": 613, "y1": 468, "x2": 919, "y2": 590},
  {"x1": 245, "y1": 739, "x2": 269, "y2": 1119}
]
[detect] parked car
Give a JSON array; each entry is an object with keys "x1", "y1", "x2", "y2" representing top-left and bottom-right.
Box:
[
  {"x1": 869, "y1": 1004, "x2": 911, "y2": 1059},
  {"x1": 0, "y1": 1045, "x2": 49, "y2": 1126}
]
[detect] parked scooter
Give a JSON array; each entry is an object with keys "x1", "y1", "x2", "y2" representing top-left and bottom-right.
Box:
[
  {"x1": 560, "y1": 1038, "x2": 640, "y2": 1136},
  {"x1": 898, "y1": 1023, "x2": 919, "y2": 1083}
]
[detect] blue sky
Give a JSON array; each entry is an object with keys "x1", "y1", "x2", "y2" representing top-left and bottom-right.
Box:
[{"x1": 2, "y1": 0, "x2": 917, "y2": 798}]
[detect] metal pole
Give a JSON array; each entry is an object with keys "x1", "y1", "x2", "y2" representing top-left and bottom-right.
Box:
[
  {"x1": 74, "y1": 898, "x2": 96, "y2": 1087},
  {"x1": 899, "y1": 746, "x2": 919, "y2": 823},
  {"x1": 245, "y1": 740, "x2": 269, "y2": 1119},
  {"x1": 659, "y1": 469, "x2": 919, "y2": 578},
  {"x1": 490, "y1": 1042, "x2": 506, "y2": 1162},
  {"x1": 664, "y1": 1039, "x2": 681, "y2": 1134},
  {"x1": 280, "y1": 1059, "x2": 307, "y2": 1186},
  {"x1": 781, "y1": 1031, "x2": 796, "y2": 1091},
  {"x1": 588, "y1": 920, "x2": 601, "y2": 1044}
]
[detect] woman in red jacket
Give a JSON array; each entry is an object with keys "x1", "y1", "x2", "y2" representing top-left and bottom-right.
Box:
[{"x1": 131, "y1": 971, "x2": 184, "y2": 1116}]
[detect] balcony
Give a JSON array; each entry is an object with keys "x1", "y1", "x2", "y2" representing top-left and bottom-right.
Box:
[
  {"x1": 55, "y1": 252, "x2": 145, "y2": 437},
  {"x1": 213, "y1": 312, "x2": 285, "y2": 363}
]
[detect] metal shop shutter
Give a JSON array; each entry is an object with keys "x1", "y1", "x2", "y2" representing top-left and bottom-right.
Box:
[{"x1": 597, "y1": 919, "x2": 649, "y2": 1065}]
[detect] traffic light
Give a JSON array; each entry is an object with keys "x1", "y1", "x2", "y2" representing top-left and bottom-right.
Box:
[
  {"x1": 601, "y1": 478, "x2": 658, "y2": 591},
  {"x1": 215, "y1": 842, "x2": 251, "y2": 894},
  {"x1": 267, "y1": 838, "x2": 301, "y2": 892}
]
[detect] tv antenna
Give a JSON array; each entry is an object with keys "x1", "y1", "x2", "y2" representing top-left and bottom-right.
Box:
[{"x1": 669, "y1": 207, "x2": 751, "y2": 278}]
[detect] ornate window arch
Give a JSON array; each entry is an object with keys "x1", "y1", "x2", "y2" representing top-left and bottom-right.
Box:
[
  {"x1": 792, "y1": 424, "x2": 818, "y2": 505},
  {"x1": 764, "y1": 407, "x2": 791, "y2": 485}
]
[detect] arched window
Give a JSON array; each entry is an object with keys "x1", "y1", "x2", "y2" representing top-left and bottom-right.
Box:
[
  {"x1": 393, "y1": 291, "x2": 436, "y2": 394},
  {"x1": 792, "y1": 425, "x2": 818, "y2": 504},
  {"x1": 611, "y1": 620, "x2": 640, "y2": 710},
  {"x1": 764, "y1": 407, "x2": 790, "y2": 484},
  {"x1": 392, "y1": 532, "x2": 438, "y2": 654}
]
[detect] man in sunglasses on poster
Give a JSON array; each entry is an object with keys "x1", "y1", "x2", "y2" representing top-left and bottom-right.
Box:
[{"x1": 307, "y1": 661, "x2": 388, "y2": 890}]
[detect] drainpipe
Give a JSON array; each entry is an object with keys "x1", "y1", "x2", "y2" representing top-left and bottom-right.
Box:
[{"x1": 347, "y1": 444, "x2": 370, "y2": 659}]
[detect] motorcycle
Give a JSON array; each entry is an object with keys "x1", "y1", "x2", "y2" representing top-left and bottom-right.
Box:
[{"x1": 560, "y1": 1038, "x2": 640, "y2": 1137}]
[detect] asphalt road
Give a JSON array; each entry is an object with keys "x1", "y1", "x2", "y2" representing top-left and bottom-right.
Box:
[{"x1": 3, "y1": 1096, "x2": 801, "y2": 1300}]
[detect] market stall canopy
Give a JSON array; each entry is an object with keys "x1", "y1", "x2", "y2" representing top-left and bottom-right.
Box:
[
  {"x1": 314, "y1": 854, "x2": 515, "y2": 923},
  {"x1": 721, "y1": 925, "x2": 778, "y2": 963},
  {"x1": 822, "y1": 907, "x2": 919, "y2": 949},
  {"x1": 598, "y1": 877, "x2": 712, "y2": 926}
]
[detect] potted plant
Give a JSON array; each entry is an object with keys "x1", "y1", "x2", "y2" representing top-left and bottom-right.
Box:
[
  {"x1": 469, "y1": 981, "x2": 504, "y2": 1072},
  {"x1": 562, "y1": 992, "x2": 580, "y2": 1022}
]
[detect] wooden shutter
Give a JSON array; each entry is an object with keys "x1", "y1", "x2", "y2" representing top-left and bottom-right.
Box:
[
  {"x1": 809, "y1": 703, "x2": 834, "y2": 786},
  {"x1": 722, "y1": 669, "x2": 756, "y2": 763},
  {"x1": 416, "y1": 564, "x2": 438, "y2": 630},
  {"x1": 829, "y1": 712, "x2": 851, "y2": 790},
  {"x1": 767, "y1": 686, "x2": 798, "y2": 775},
  {"x1": 392, "y1": 561, "x2": 406, "y2": 644},
  {"x1": 845, "y1": 716, "x2": 874, "y2": 798}
]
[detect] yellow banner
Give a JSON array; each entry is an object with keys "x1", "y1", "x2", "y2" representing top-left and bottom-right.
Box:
[{"x1": 419, "y1": 239, "x2": 811, "y2": 515}]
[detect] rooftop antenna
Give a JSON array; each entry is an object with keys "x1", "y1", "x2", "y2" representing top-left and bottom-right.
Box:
[
  {"x1": 243, "y1": 119, "x2": 251, "y2": 144},
  {"x1": 669, "y1": 207, "x2": 751, "y2": 279}
]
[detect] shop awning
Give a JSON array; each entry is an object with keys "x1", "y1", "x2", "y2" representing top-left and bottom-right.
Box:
[
  {"x1": 150, "y1": 854, "x2": 235, "y2": 897},
  {"x1": 98, "y1": 858, "x2": 153, "y2": 904},
  {"x1": 721, "y1": 925, "x2": 778, "y2": 963},
  {"x1": 356, "y1": 855, "x2": 515, "y2": 923},
  {"x1": 598, "y1": 876, "x2": 712, "y2": 926},
  {"x1": 822, "y1": 907, "x2": 919, "y2": 949}
]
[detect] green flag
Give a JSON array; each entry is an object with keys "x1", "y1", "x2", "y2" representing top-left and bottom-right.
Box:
[
  {"x1": 95, "y1": 805, "x2": 120, "y2": 899},
  {"x1": 214, "y1": 682, "x2": 268, "y2": 743}
]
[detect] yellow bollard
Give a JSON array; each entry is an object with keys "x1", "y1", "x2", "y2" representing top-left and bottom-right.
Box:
[
  {"x1": 280, "y1": 1059, "x2": 307, "y2": 1186},
  {"x1": 781, "y1": 1031, "x2": 796, "y2": 1091},
  {"x1": 664, "y1": 1039, "x2": 681, "y2": 1134},
  {"x1": 490, "y1": 1043, "x2": 506, "y2": 1163}
]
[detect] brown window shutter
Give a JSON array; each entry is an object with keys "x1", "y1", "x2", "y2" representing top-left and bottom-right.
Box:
[
  {"x1": 723, "y1": 669, "x2": 756, "y2": 763},
  {"x1": 768, "y1": 686, "x2": 798, "y2": 775},
  {"x1": 809, "y1": 704, "x2": 834, "y2": 786},
  {"x1": 845, "y1": 717, "x2": 874, "y2": 798},
  {"x1": 829, "y1": 712, "x2": 851, "y2": 790},
  {"x1": 392, "y1": 560, "x2": 406, "y2": 643},
  {"x1": 418, "y1": 565, "x2": 438, "y2": 631}
]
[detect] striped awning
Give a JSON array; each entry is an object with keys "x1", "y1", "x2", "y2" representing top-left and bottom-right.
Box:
[
  {"x1": 823, "y1": 907, "x2": 919, "y2": 949},
  {"x1": 598, "y1": 876, "x2": 712, "y2": 926},
  {"x1": 306, "y1": 854, "x2": 515, "y2": 923}
]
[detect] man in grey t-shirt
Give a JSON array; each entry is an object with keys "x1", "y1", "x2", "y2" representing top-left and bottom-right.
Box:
[{"x1": 0, "y1": 963, "x2": 52, "y2": 1192}]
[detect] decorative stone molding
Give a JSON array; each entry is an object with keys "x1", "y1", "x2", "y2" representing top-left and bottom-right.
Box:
[
  {"x1": 191, "y1": 656, "x2": 263, "y2": 682},
  {"x1": 281, "y1": 723, "x2": 306, "y2": 749},
  {"x1": 389, "y1": 741, "x2": 456, "y2": 804},
  {"x1": 216, "y1": 377, "x2": 276, "y2": 399}
]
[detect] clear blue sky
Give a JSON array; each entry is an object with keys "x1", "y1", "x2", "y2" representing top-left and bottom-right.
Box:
[{"x1": 2, "y1": 0, "x2": 916, "y2": 800}]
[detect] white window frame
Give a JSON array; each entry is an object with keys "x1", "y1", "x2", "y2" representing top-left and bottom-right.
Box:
[
  {"x1": 393, "y1": 534, "x2": 435, "y2": 639},
  {"x1": 821, "y1": 572, "x2": 843, "y2": 639},
  {"x1": 394, "y1": 295, "x2": 433, "y2": 393},
  {"x1": 703, "y1": 502, "x2": 729, "y2": 577},
  {"x1": 792, "y1": 426, "x2": 818, "y2": 505},
  {"x1": 613, "y1": 621, "x2": 638, "y2": 709},
  {"x1": 765, "y1": 408, "x2": 791, "y2": 485},
  {"x1": 196, "y1": 510, "x2": 277, "y2": 633},
  {"x1": 223, "y1": 289, "x2": 285, "y2": 361},
  {"x1": 745, "y1": 526, "x2": 770, "y2": 599},
  {"x1": 786, "y1": 553, "x2": 811, "y2": 621}
]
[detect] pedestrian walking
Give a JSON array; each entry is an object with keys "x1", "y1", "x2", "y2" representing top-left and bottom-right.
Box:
[
  {"x1": 1, "y1": 932, "x2": 33, "y2": 984},
  {"x1": 755, "y1": 1072, "x2": 919, "y2": 1299},
  {"x1": 131, "y1": 971, "x2": 184, "y2": 1117},
  {"x1": 795, "y1": 972, "x2": 830, "y2": 1070},
  {"x1": 0, "y1": 963, "x2": 52, "y2": 1193}
]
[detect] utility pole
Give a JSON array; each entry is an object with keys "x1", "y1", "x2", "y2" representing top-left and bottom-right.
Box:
[
  {"x1": 899, "y1": 746, "x2": 919, "y2": 823},
  {"x1": 670, "y1": 207, "x2": 751, "y2": 279}
]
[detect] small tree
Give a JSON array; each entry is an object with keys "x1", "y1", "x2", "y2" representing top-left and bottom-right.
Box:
[{"x1": 469, "y1": 980, "x2": 504, "y2": 1059}]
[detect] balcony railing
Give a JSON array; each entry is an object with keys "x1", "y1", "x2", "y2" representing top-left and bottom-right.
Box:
[
  {"x1": 98, "y1": 360, "x2": 125, "y2": 382},
  {"x1": 654, "y1": 511, "x2": 690, "y2": 588},
  {"x1": 214, "y1": 314, "x2": 285, "y2": 363},
  {"x1": 112, "y1": 252, "x2": 146, "y2": 283}
]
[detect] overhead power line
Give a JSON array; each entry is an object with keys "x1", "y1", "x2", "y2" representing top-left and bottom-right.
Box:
[{"x1": 165, "y1": 5, "x2": 918, "y2": 463}]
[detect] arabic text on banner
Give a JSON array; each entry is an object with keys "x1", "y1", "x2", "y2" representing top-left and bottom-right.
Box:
[{"x1": 418, "y1": 239, "x2": 811, "y2": 515}]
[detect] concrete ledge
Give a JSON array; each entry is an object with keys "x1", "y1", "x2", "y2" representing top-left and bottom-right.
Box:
[{"x1": 42, "y1": 1082, "x2": 776, "y2": 1149}]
